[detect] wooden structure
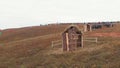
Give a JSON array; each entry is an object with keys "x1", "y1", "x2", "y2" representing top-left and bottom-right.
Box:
[
  {"x1": 102, "y1": 22, "x2": 114, "y2": 28},
  {"x1": 62, "y1": 25, "x2": 83, "y2": 51},
  {"x1": 84, "y1": 24, "x2": 87, "y2": 32},
  {"x1": 85, "y1": 23, "x2": 102, "y2": 31},
  {"x1": 87, "y1": 24, "x2": 92, "y2": 31}
]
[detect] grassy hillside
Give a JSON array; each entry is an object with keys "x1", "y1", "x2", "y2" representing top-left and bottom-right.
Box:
[{"x1": 0, "y1": 23, "x2": 120, "y2": 68}]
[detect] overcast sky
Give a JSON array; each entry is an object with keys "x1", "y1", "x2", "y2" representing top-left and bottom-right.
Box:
[{"x1": 0, "y1": 0, "x2": 120, "y2": 29}]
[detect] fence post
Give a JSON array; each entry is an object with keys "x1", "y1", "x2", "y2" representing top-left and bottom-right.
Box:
[
  {"x1": 51, "y1": 41, "x2": 53, "y2": 48},
  {"x1": 96, "y1": 38, "x2": 98, "y2": 43},
  {"x1": 62, "y1": 40, "x2": 63, "y2": 48},
  {"x1": 82, "y1": 36, "x2": 84, "y2": 48},
  {"x1": 84, "y1": 24, "x2": 87, "y2": 32}
]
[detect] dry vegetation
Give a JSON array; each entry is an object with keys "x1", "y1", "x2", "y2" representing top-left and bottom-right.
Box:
[{"x1": 0, "y1": 23, "x2": 120, "y2": 68}]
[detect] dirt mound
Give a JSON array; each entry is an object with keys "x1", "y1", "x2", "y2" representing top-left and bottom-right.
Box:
[{"x1": 90, "y1": 33, "x2": 120, "y2": 37}]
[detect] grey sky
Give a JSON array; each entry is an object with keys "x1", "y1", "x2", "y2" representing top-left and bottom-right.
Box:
[{"x1": 0, "y1": 0, "x2": 120, "y2": 29}]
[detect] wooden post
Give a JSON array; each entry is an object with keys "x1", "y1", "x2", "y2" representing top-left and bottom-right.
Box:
[
  {"x1": 62, "y1": 39, "x2": 63, "y2": 51},
  {"x1": 82, "y1": 36, "x2": 83, "y2": 48},
  {"x1": 51, "y1": 41, "x2": 53, "y2": 48},
  {"x1": 84, "y1": 24, "x2": 87, "y2": 32},
  {"x1": 66, "y1": 33, "x2": 69, "y2": 51},
  {"x1": 90, "y1": 25, "x2": 92, "y2": 31},
  {"x1": 95, "y1": 38, "x2": 98, "y2": 43}
]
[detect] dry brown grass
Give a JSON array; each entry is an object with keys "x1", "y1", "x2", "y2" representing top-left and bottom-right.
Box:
[{"x1": 0, "y1": 23, "x2": 120, "y2": 68}]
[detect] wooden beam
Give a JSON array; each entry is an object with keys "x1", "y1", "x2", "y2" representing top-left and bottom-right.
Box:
[{"x1": 66, "y1": 33, "x2": 69, "y2": 51}]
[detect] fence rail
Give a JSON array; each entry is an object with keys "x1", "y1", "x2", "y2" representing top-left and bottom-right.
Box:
[
  {"x1": 83, "y1": 37, "x2": 98, "y2": 43},
  {"x1": 51, "y1": 37, "x2": 98, "y2": 48},
  {"x1": 51, "y1": 40, "x2": 62, "y2": 48}
]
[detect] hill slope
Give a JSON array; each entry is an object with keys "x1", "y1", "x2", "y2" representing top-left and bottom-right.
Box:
[{"x1": 0, "y1": 23, "x2": 120, "y2": 68}]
